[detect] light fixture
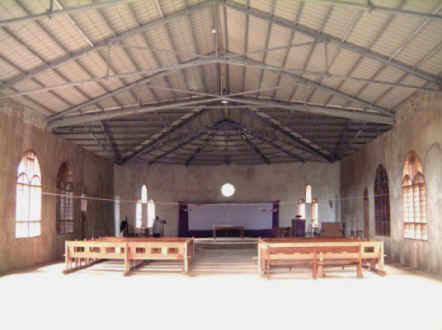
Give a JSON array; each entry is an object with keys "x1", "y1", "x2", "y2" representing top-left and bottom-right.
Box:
[
  {"x1": 211, "y1": 28, "x2": 217, "y2": 34},
  {"x1": 221, "y1": 99, "x2": 228, "y2": 104},
  {"x1": 221, "y1": 183, "x2": 235, "y2": 197}
]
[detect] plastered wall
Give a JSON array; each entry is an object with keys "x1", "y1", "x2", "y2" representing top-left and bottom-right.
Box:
[
  {"x1": 0, "y1": 101, "x2": 114, "y2": 274},
  {"x1": 114, "y1": 161, "x2": 341, "y2": 236},
  {"x1": 340, "y1": 93, "x2": 442, "y2": 275}
]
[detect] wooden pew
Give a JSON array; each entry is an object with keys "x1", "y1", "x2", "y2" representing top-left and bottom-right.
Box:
[
  {"x1": 259, "y1": 238, "x2": 385, "y2": 279},
  {"x1": 64, "y1": 237, "x2": 194, "y2": 276}
]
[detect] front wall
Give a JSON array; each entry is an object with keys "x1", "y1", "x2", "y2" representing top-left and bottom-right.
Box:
[
  {"x1": 340, "y1": 93, "x2": 442, "y2": 275},
  {"x1": 0, "y1": 101, "x2": 114, "y2": 274},
  {"x1": 114, "y1": 161, "x2": 341, "y2": 237}
]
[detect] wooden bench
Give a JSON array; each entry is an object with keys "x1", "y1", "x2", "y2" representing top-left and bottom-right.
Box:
[
  {"x1": 259, "y1": 238, "x2": 385, "y2": 279},
  {"x1": 64, "y1": 237, "x2": 194, "y2": 276}
]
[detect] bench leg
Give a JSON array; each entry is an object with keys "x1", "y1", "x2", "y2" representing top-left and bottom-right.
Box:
[{"x1": 357, "y1": 261, "x2": 363, "y2": 278}]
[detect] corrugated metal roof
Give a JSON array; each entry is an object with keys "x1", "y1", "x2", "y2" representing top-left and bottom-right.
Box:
[{"x1": 0, "y1": 0, "x2": 441, "y2": 164}]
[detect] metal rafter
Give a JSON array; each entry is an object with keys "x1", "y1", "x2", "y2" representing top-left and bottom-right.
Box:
[
  {"x1": 300, "y1": 5, "x2": 334, "y2": 102},
  {"x1": 122, "y1": 106, "x2": 209, "y2": 163},
  {"x1": 154, "y1": 0, "x2": 191, "y2": 95},
  {"x1": 271, "y1": 2, "x2": 304, "y2": 100},
  {"x1": 240, "y1": 132, "x2": 270, "y2": 164},
  {"x1": 223, "y1": 0, "x2": 442, "y2": 86},
  {"x1": 256, "y1": 0, "x2": 275, "y2": 99},
  {"x1": 228, "y1": 96, "x2": 393, "y2": 124},
  {"x1": 297, "y1": 0, "x2": 442, "y2": 21},
  {"x1": 0, "y1": 0, "x2": 137, "y2": 27},
  {"x1": 245, "y1": 106, "x2": 334, "y2": 162},
  {"x1": 185, "y1": 0, "x2": 209, "y2": 93},
  {"x1": 0, "y1": 1, "x2": 216, "y2": 91},
  {"x1": 322, "y1": 0, "x2": 406, "y2": 106},
  {"x1": 185, "y1": 125, "x2": 220, "y2": 165},
  {"x1": 5, "y1": 50, "x2": 440, "y2": 100},
  {"x1": 220, "y1": 54, "x2": 392, "y2": 116},
  {"x1": 344, "y1": 3, "x2": 442, "y2": 109},
  {"x1": 219, "y1": 119, "x2": 306, "y2": 162}
]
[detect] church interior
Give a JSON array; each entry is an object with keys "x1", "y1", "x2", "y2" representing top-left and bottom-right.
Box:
[{"x1": 1, "y1": 1, "x2": 442, "y2": 329}]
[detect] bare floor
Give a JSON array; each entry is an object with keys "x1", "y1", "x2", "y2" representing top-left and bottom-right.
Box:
[{"x1": 1, "y1": 245, "x2": 442, "y2": 330}]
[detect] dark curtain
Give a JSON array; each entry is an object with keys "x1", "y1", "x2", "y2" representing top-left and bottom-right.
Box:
[
  {"x1": 272, "y1": 201, "x2": 279, "y2": 229},
  {"x1": 178, "y1": 202, "x2": 189, "y2": 237}
]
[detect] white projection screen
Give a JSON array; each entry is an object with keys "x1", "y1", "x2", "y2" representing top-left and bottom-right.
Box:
[{"x1": 188, "y1": 203, "x2": 273, "y2": 230}]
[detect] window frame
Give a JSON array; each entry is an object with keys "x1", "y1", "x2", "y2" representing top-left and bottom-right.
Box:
[
  {"x1": 402, "y1": 152, "x2": 428, "y2": 241},
  {"x1": 374, "y1": 165, "x2": 390, "y2": 237},
  {"x1": 16, "y1": 151, "x2": 42, "y2": 239},
  {"x1": 56, "y1": 162, "x2": 74, "y2": 235}
]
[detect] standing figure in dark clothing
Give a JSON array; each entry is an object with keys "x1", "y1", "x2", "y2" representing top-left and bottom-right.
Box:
[{"x1": 120, "y1": 216, "x2": 129, "y2": 237}]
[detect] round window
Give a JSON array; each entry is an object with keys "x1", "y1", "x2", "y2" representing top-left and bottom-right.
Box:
[{"x1": 221, "y1": 183, "x2": 235, "y2": 197}]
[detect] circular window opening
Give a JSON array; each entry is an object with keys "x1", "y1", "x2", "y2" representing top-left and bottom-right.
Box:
[{"x1": 221, "y1": 183, "x2": 235, "y2": 197}]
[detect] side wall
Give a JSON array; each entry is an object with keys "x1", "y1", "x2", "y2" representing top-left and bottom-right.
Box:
[
  {"x1": 114, "y1": 162, "x2": 341, "y2": 236},
  {"x1": 340, "y1": 93, "x2": 442, "y2": 275},
  {"x1": 0, "y1": 101, "x2": 114, "y2": 274}
]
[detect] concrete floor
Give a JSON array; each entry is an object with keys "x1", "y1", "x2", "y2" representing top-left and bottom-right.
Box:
[{"x1": 1, "y1": 247, "x2": 441, "y2": 330}]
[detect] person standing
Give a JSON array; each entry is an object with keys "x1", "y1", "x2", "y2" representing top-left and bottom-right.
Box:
[{"x1": 152, "y1": 216, "x2": 166, "y2": 238}]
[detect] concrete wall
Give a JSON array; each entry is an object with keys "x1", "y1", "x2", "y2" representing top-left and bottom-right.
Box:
[
  {"x1": 340, "y1": 93, "x2": 442, "y2": 275},
  {"x1": 114, "y1": 162, "x2": 341, "y2": 236},
  {"x1": 0, "y1": 101, "x2": 114, "y2": 274}
]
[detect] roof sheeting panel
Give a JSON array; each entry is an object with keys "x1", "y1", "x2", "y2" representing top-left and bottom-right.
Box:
[
  {"x1": 322, "y1": 5, "x2": 359, "y2": 40},
  {"x1": 247, "y1": 15, "x2": 269, "y2": 63},
  {"x1": 38, "y1": 15, "x2": 90, "y2": 53},
  {"x1": 274, "y1": 75, "x2": 296, "y2": 101},
  {"x1": 70, "y1": 8, "x2": 114, "y2": 43},
  {"x1": 244, "y1": 66, "x2": 261, "y2": 92},
  {"x1": 105, "y1": 46, "x2": 138, "y2": 73},
  {"x1": 327, "y1": 48, "x2": 365, "y2": 76},
  {"x1": 346, "y1": 11, "x2": 392, "y2": 49},
  {"x1": 145, "y1": 25, "x2": 178, "y2": 65},
  {"x1": 305, "y1": 44, "x2": 327, "y2": 73},
  {"x1": 189, "y1": 7, "x2": 215, "y2": 55},
  {"x1": 265, "y1": 24, "x2": 292, "y2": 68},
  {"x1": 273, "y1": 0, "x2": 302, "y2": 23},
  {"x1": 129, "y1": 0, "x2": 162, "y2": 24},
  {"x1": 99, "y1": 2, "x2": 139, "y2": 34},
  {"x1": 122, "y1": 35, "x2": 160, "y2": 70},
  {"x1": 298, "y1": 2, "x2": 332, "y2": 32},
  {"x1": 259, "y1": 70, "x2": 279, "y2": 97},
  {"x1": 226, "y1": 7, "x2": 245, "y2": 55},
  {"x1": 167, "y1": 16, "x2": 198, "y2": 62},
  {"x1": 159, "y1": 0, "x2": 186, "y2": 15},
  {"x1": 228, "y1": 64, "x2": 243, "y2": 93},
  {"x1": 370, "y1": 15, "x2": 425, "y2": 62},
  {"x1": 0, "y1": 28, "x2": 44, "y2": 71}
]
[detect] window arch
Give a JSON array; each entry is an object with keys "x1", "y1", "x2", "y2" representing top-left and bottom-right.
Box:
[
  {"x1": 16, "y1": 151, "x2": 42, "y2": 238},
  {"x1": 305, "y1": 185, "x2": 312, "y2": 204},
  {"x1": 297, "y1": 199, "x2": 306, "y2": 219},
  {"x1": 141, "y1": 185, "x2": 148, "y2": 203},
  {"x1": 374, "y1": 165, "x2": 390, "y2": 236},
  {"x1": 135, "y1": 200, "x2": 142, "y2": 229},
  {"x1": 312, "y1": 199, "x2": 319, "y2": 227},
  {"x1": 147, "y1": 199, "x2": 156, "y2": 228},
  {"x1": 402, "y1": 152, "x2": 427, "y2": 240},
  {"x1": 56, "y1": 162, "x2": 74, "y2": 234}
]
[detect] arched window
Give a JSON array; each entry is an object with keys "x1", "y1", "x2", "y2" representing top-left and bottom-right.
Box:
[
  {"x1": 135, "y1": 200, "x2": 142, "y2": 229},
  {"x1": 141, "y1": 185, "x2": 148, "y2": 203},
  {"x1": 402, "y1": 152, "x2": 427, "y2": 240},
  {"x1": 305, "y1": 185, "x2": 312, "y2": 204},
  {"x1": 56, "y1": 162, "x2": 74, "y2": 235},
  {"x1": 312, "y1": 199, "x2": 319, "y2": 227},
  {"x1": 147, "y1": 199, "x2": 156, "y2": 228},
  {"x1": 374, "y1": 165, "x2": 390, "y2": 236},
  {"x1": 16, "y1": 151, "x2": 42, "y2": 238},
  {"x1": 297, "y1": 199, "x2": 306, "y2": 219}
]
